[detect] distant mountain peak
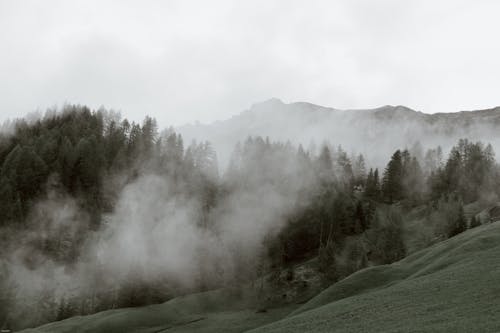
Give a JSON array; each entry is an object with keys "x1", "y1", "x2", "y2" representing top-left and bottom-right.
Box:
[
  {"x1": 373, "y1": 105, "x2": 417, "y2": 113},
  {"x1": 250, "y1": 97, "x2": 284, "y2": 110}
]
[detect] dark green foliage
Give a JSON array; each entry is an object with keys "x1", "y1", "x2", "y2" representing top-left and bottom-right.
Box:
[
  {"x1": 354, "y1": 200, "x2": 368, "y2": 231},
  {"x1": 469, "y1": 215, "x2": 481, "y2": 228},
  {"x1": 352, "y1": 154, "x2": 366, "y2": 186},
  {"x1": 318, "y1": 242, "x2": 338, "y2": 283},
  {"x1": 0, "y1": 145, "x2": 48, "y2": 221},
  {"x1": 317, "y1": 145, "x2": 333, "y2": 181},
  {"x1": 335, "y1": 146, "x2": 354, "y2": 187},
  {"x1": 0, "y1": 177, "x2": 23, "y2": 224},
  {"x1": 429, "y1": 139, "x2": 496, "y2": 203},
  {"x1": 381, "y1": 149, "x2": 425, "y2": 204},
  {"x1": 448, "y1": 205, "x2": 467, "y2": 237},
  {"x1": 272, "y1": 177, "x2": 370, "y2": 274},
  {"x1": 341, "y1": 239, "x2": 367, "y2": 278},
  {"x1": 335, "y1": 193, "x2": 356, "y2": 235},
  {"x1": 424, "y1": 195, "x2": 466, "y2": 241},
  {"x1": 382, "y1": 150, "x2": 404, "y2": 203},
  {"x1": 0, "y1": 263, "x2": 15, "y2": 330},
  {"x1": 56, "y1": 297, "x2": 76, "y2": 321},
  {"x1": 365, "y1": 206, "x2": 406, "y2": 264},
  {"x1": 0, "y1": 106, "x2": 170, "y2": 230},
  {"x1": 364, "y1": 168, "x2": 380, "y2": 200},
  {"x1": 0, "y1": 108, "x2": 108, "y2": 226},
  {"x1": 402, "y1": 155, "x2": 425, "y2": 204},
  {"x1": 0, "y1": 106, "x2": 223, "y2": 329}
]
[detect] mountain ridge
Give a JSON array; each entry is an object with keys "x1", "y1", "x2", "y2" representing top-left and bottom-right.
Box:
[
  {"x1": 185, "y1": 98, "x2": 500, "y2": 128},
  {"x1": 177, "y1": 99, "x2": 500, "y2": 168}
]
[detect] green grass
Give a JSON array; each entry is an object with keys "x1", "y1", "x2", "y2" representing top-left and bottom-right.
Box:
[
  {"x1": 250, "y1": 221, "x2": 500, "y2": 332},
  {"x1": 22, "y1": 222, "x2": 500, "y2": 333},
  {"x1": 20, "y1": 285, "x2": 300, "y2": 333},
  {"x1": 19, "y1": 258, "x2": 322, "y2": 333}
]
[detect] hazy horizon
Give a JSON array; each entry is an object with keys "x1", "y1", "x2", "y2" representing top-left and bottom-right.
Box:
[{"x1": 3, "y1": 98, "x2": 500, "y2": 130}]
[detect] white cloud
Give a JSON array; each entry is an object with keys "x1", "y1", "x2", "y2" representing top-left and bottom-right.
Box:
[{"x1": 0, "y1": 0, "x2": 499, "y2": 127}]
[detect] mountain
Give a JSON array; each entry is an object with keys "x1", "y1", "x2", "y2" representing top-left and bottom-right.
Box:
[
  {"x1": 22, "y1": 220, "x2": 500, "y2": 333},
  {"x1": 178, "y1": 99, "x2": 500, "y2": 168}
]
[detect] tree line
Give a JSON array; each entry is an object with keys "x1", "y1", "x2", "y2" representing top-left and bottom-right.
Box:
[{"x1": 1, "y1": 106, "x2": 499, "y2": 329}]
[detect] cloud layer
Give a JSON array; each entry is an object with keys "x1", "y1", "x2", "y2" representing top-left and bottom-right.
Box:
[{"x1": 1, "y1": 0, "x2": 500, "y2": 126}]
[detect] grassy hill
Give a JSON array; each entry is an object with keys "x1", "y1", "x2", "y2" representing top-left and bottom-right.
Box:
[
  {"x1": 250, "y1": 221, "x2": 500, "y2": 333},
  {"x1": 22, "y1": 221, "x2": 500, "y2": 333}
]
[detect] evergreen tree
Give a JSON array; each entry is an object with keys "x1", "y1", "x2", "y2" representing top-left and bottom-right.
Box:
[
  {"x1": 335, "y1": 146, "x2": 353, "y2": 183},
  {"x1": 448, "y1": 205, "x2": 467, "y2": 237},
  {"x1": 382, "y1": 150, "x2": 403, "y2": 203},
  {"x1": 354, "y1": 200, "x2": 367, "y2": 232},
  {"x1": 365, "y1": 168, "x2": 381, "y2": 200},
  {"x1": 318, "y1": 242, "x2": 338, "y2": 283},
  {"x1": 141, "y1": 116, "x2": 158, "y2": 156},
  {"x1": 317, "y1": 145, "x2": 333, "y2": 173},
  {"x1": 403, "y1": 156, "x2": 425, "y2": 203},
  {"x1": 353, "y1": 154, "x2": 366, "y2": 185},
  {"x1": 373, "y1": 168, "x2": 380, "y2": 198}
]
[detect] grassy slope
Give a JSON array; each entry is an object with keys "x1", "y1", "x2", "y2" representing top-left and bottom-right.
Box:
[
  {"x1": 20, "y1": 258, "x2": 322, "y2": 333},
  {"x1": 22, "y1": 222, "x2": 500, "y2": 333},
  {"x1": 21, "y1": 286, "x2": 299, "y2": 333},
  {"x1": 250, "y1": 221, "x2": 500, "y2": 332}
]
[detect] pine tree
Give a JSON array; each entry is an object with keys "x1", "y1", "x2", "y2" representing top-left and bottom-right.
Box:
[
  {"x1": 353, "y1": 154, "x2": 366, "y2": 185},
  {"x1": 354, "y1": 200, "x2": 367, "y2": 232},
  {"x1": 318, "y1": 145, "x2": 333, "y2": 172},
  {"x1": 365, "y1": 168, "x2": 374, "y2": 196},
  {"x1": 403, "y1": 156, "x2": 424, "y2": 203},
  {"x1": 365, "y1": 168, "x2": 381, "y2": 200},
  {"x1": 141, "y1": 116, "x2": 158, "y2": 155},
  {"x1": 449, "y1": 205, "x2": 467, "y2": 237},
  {"x1": 373, "y1": 168, "x2": 380, "y2": 198},
  {"x1": 382, "y1": 150, "x2": 403, "y2": 203},
  {"x1": 336, "y1": 146, "x2": 353, "y2": 182}
]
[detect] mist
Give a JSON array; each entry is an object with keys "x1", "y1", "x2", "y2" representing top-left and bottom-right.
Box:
[
  {"x1": 0, "y1": 121, "x2": 316, "y2": 328},
  {"x1": 178, "y1": 99, "x2": 500, "y2": 169}
]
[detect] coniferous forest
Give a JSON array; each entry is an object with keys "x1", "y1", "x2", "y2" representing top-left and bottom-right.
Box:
[{"x1": 1, "y1": 106, "x2": 500, "y2": 330}]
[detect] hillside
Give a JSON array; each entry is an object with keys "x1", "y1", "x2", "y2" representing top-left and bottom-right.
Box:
[
  {"x1": 251, "y1": 221, "x2": 500, "y2": 333},
  {"x1": 19, "y1": 257, "x2": 322, "y2": 333},
  {"x1": 22, "y1": 221, "x2": 500, "y2": 333},
  {"x1": 178, "y1": 99, "x2": 500, "y2": 167}
]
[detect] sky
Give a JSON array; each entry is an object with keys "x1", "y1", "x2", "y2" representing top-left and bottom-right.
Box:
[{"x1": 0, "y1": 0, "x2": 499, "y2": 127}]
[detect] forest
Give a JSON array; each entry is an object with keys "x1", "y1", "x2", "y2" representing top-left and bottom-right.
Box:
[{"x1": 1, "y1": 106, "x2": 499, "y2": 330}]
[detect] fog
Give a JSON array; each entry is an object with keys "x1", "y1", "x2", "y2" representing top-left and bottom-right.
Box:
[
  {"x1": 1, "y1": 138, "x2": 310, "y2": 327},
  {"x1": 178, "y1": 99, "x2": 500, "y2": 168}
]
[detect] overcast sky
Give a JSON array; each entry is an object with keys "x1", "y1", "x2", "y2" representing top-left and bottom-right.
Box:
[{"x1": 1, "y1": 0, "x2": 499, "y2": 127}]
